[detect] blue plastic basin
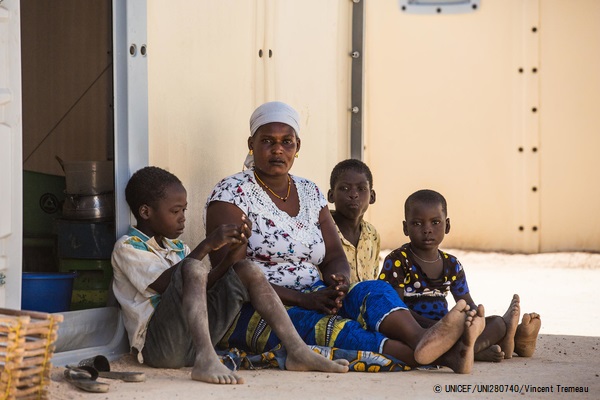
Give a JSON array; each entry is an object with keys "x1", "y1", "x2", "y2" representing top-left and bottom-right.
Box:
[{"x1": 21, "y1": 272, "x2": 77, "y2": 313}]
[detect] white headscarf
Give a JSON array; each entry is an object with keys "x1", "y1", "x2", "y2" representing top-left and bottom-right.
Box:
[{"x1": 244, "y1": 101, "x2": 300, "y2": 169}]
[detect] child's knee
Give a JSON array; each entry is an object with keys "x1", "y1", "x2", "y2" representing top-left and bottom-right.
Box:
[
  {"x1": 181, "y1": 257, "x2": 210, "y2": 273},
  {"x1": 232, "y1": 259, "x2": 263, "y2": 285}
]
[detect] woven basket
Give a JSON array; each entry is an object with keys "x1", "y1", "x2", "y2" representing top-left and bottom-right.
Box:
[{"x1": 0, "y1": 308, "x2": 63, "y2": 400}]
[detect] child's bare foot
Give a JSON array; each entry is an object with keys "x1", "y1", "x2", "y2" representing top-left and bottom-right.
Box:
[
  {"x1": 192, "y1": 355, "x2": 245, "y2": 384},
  {"x1": 475, "y1": 344, "x2": 504, "y2": 362},
  {"x1": 500, "y1": 294, "x2": 520, "y2": 359},
  {"x1": 285, "y1": 346, "x2": 349, "y2": 373},
  {"x1": 439, "y1": 304, "x2": 486, "y2": 374},
  {"x1": 414, "y1": 299, "x2": 471, "y2": 365},
  {"x1": 514, "y1": 313, "x2": 541, "y2": 357}
]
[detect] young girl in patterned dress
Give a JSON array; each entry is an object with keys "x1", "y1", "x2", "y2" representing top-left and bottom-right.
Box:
[{"x1": 379, "y1": 189, "x2": 542, "y2": 361}]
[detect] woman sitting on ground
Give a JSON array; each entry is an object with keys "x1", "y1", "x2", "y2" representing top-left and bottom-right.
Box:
[{"x1": 204, "y1": 101, "x2": 485, "y2": 373}]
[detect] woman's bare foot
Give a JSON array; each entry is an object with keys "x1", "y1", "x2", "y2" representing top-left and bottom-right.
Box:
[
  {"x1": 500, "y1": 294, "x2": 521, "y2": 359},
  {"x1": 475, "y1": 344, "x2": 504, "y2": 362},
  {"x1": 285, "y1": 346, "x2": 349, "y2": 373},
  {"x1": 414, "y1": 300, "x2": 471, "y2": 365},
  {"x1": 191, "y1": 354, "x2": 245, "y2": 384},
  {"x1": 514, "y1": 312, "x2": 541, "y2": 357},
  {"x1": 438, "y1": 304, "x2": 486, "y2": 374}
]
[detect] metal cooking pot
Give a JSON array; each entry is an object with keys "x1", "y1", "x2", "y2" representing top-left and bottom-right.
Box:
[
  {"x1": 56, "y1": 156, "x2": 114, "y2": 195},
  {"x1": 62, "y1": 193, "x2": 114, "y2": 221}
]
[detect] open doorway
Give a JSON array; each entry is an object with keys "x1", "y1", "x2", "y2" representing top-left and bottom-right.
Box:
[{"x1": 20, "y1": 0, "x2": 115, "y2": 312}]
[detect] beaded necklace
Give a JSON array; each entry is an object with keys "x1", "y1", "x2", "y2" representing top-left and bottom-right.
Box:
[
  {"x1": 409, "y1": 246, "x2": 441, "y2": 264},
  {"x1": 254, "y1": 171, "x2": 292, "y2": 202}
]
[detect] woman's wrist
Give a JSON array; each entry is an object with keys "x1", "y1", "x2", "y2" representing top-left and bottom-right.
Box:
[
  {"x1": 273, "y1": 284, "x2": 307, "y2": 308},
  {"x1": 294, "y1": 290, "x2": 309, "y2": 309}
]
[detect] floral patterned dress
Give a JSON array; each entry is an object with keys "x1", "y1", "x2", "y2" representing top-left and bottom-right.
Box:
[
  {"x1": 205, "y1": 169, "x2": 408, "y2": 356},
  {"x1": 206, "y1": 169, "x2": 326, "y2": 291}
]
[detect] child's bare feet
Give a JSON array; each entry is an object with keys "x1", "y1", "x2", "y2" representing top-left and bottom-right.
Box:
[
  {"x1": 475, "y1": 344, "x2": 504, "y2": 362},
  {"x1": 439, "y1": 304, "x2": 486, "y2": 374},
  {"x1": 514, "y1": 312, "x2": 541, "y2": 357},
  {"x1": 500, "y1": 294, "x2": 520, "y2": 359},
  {"x1": 192, "y1": 355, "x2": 244, "y2": 384},
  {"x1": 414, "y1": 299, "x2": 470, "y2": 365},
  {"x1": 285, "y1": 346, "x2": 349, "y2": 373}
]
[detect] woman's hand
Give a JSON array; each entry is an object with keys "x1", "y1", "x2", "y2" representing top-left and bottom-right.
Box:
[
  {"x1": 329, "y1": 273, "x2": 350, "y2": 294},
  {"x1": 300, "y1": 283, "x2": 346, "y2": 315}
]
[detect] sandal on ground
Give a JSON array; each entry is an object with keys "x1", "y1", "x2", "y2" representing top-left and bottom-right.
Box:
[
  {"x1": 72, "y1": 355, "x2": 146, "y2": 382},
  {"x1": 63, "y1": 366, "x2": 110, "y2": 393}
]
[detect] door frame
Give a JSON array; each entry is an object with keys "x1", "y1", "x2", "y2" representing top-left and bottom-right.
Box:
[
  {"x1": 0, "y1": 0, "x2": 148, "y2": 309},
  {"x1": 0, "y1": 0, "x2": 24, "y2": 309},
  {"x1": 112, "y1": 0, "x2": 149, "y2": 239}
]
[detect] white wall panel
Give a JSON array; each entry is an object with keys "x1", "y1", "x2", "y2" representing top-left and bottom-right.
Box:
[
  {"x1": 268, "y1": 0, "x2": 351, "y2": 194},
  {"x1": 538, "y1": 0, "x2": 600, "y2": 252},
  {"x1": 148, "y1": 0, "x2": 257, "y2": 246},
  {"x1": 147, "y1": 0, "x2": 352, "y2": 246},
  {"x1": 365, "y1": 0, "x2": 532, "y2": 252},
  {"x1": 365, "y1": 0, "x2": 600, "y2": 253}
]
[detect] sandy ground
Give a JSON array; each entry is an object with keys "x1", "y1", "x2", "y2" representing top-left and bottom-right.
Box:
[{"x1": 48, "y1": 250, "x2": 600, "y2": 399}]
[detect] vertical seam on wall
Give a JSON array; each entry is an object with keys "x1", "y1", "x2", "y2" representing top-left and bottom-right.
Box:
[{"x1": 530, "y1": 0, "x2": 541, "y2": 252}]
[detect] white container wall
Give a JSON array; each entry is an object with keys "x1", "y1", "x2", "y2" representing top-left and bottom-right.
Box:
[
  {"x1": 364, "y1": 0, "x2": 600, "y2": 253},
  {"x1": 147, "y1": 0, "x2": 352, "y2": 246}
]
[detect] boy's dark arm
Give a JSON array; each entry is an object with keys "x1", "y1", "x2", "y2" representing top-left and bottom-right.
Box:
[
  {"x1": 148, "y1": 266, "x2": 176, "y2": 294},
  {"x1": 206, "y1": 202, "x2": 251, "y2": 267},
  {"x1": 205, "y1": 201, "x2": 261, "y2": 289},
  {"x1": 451, "y1": 266, "x2": 477, "y2": 310},
  {"x1": 148, "y1": 240, "x2": 215, "y2": 294},
  {"x1": 453, "y1": 293, "x2": 477, "y2": 311},
  {"x1": 206, "y1": 242, "x2": 246, "y2": 288}
]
